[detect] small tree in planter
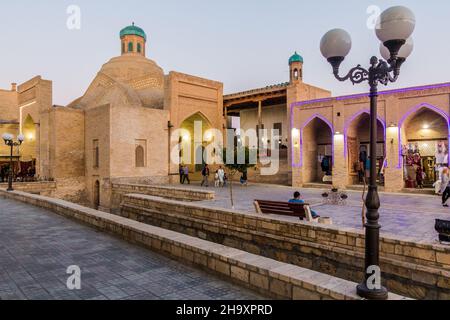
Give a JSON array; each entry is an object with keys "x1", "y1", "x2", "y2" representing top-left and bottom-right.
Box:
[{"x1": 222, "y1": 146, "x2": 256, "y2": 209}]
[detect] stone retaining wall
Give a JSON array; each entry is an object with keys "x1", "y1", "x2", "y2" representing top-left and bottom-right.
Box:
[
  {"x1": 0, "y1": 189, "x2": 407, "y2": 300},
  {"x1": 119, "y1": 194, "x2": 450, "y2": 300},
  {"x1": 0, "y1": 181, "x2": 56, "y2": 196},
  {"x1": 53, "y1": 177, "x2": 88, "y2": 205},
  {"x1": 110, "y1": 183, "x2": 215, "y2": 210}
]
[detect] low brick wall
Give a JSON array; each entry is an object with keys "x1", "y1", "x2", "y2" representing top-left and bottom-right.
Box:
[
  {"x1": 0, "y1": 189, "x2": 408, "y2": 300},
  {"x1": 0, "y1": 181, "x2": 56, "y2": 196},
  {"x1": 110, "y1": 183, "x2": 215, "y2": 210},
  {"x1": 119, "y1": 194, "x2": 450, "y2": 300},
  {"x1": 53, "y1": 177, "x2": 87, "y2": 205}
]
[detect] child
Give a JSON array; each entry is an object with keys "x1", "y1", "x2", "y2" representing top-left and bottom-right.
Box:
[{"x1": 416, "y1": 166, "x2": 424, "y2": 189}]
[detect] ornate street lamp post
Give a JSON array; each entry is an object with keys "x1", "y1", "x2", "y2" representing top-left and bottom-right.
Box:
[
  {"x1": 320, "y1": 6, "x2": 415, "y2": 300},
  {"x1": 2, "y1": 133, "x2": 24, "y2": 191}
]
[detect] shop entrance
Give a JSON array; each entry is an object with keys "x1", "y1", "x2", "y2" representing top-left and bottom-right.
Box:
[
  {"x1": 346, "y1": 112, "x2": 386, "y2": 186},
  {"x1": 422, "y1": 156, "x2": 436, "y2": 187},
  {"x1": 302, "y1": 117, "x2": 333, "y2": 184},
  {"x1": 401, "y1": 107, "x2": 449, "y2": 189}
]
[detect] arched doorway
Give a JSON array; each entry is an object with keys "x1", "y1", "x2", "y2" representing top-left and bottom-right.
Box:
[
  {"x1": 179, "y1": 112, "x2": 212, "y2": 177},
  {"x1": 94, "y1": 180, "x2": 100, "y2": 210},
  {"x1": 20, "y1": 114, "x2": 37, "y2": 180},
  {"x1": 301, "y1": 116, "x2": 333, "y2": 184},
  {"x1": 400, "y1": 105, "x2": 449, "y2": 188},
  {"x1": 346, "y1": 112, "x2": 386, "y2": 186}
]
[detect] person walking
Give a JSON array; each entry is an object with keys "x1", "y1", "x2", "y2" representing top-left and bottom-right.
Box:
[
  {"x1": 217, "y1": 166, "x2": 225, "y2": 187},
  {"x1": 223, "y1": 172, "x2": 228, "y2": 187},
  {"x1": 359, "y1": 149, "x2": 368, "y2": 183},
  {"x1": 179, "y1": 165, "x2": 185, "y2": 184},
  {"x1": 240, "y1": 168, "x2": 248, "y2": 186},
  {"x1": 200, "y1": 164, "x2": 210, "y2": 187},
  {"x1": 365, "y1": 157, "x2": 371, "y2": 181},
  {"x1": 441, "y1": 168, "x2": 450, "y2": 207},
  {"x1": 182, "y1": 165, "x2": 190, "y2": 185}
]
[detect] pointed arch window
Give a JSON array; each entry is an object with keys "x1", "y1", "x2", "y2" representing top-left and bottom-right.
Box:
[
  {"x1": 137, "y1": 43, "x2": 142, "y2": 53},
  {"x1": 128, "y1": 42, "x2": 134, "y2": 53},
  {"x1": 135, "y1": 141, "x2": 146, "y2": 168}
]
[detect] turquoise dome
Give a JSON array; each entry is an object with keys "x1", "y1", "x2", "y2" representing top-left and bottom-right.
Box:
[
  {"x1": 289, "y1": 51, "x2": 303, "y2": 64},
  {"x1": 120, "y1": 23, "x2": 147, "y2": 41}
]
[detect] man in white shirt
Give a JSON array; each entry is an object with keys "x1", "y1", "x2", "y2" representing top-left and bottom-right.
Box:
[{"x1": 217, "y1": 166, "x2": 225, "y2": 187}]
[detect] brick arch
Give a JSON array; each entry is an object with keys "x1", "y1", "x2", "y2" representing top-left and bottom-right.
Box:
[
  {"x1": 398, "y1": 103, "x2": 450, "y2": 168},
  {"x1": 298, "y1": 114, "x2": 334, "y2": 168},
  {"x1": 23, "y1": 113, "x2": 35, "y2": 130},
  {"x1": 179, "y1": 111, "x2": 214, "y2": 172},
  {"x1": 179, "y1": 111, "x2": 213, "y2": 129},
  {"x1": 300, "y1": 113, "x2": 334, "y2": 131},
  {"x1": 344, "y1": 109, "x2": 386, "y2": 159}
]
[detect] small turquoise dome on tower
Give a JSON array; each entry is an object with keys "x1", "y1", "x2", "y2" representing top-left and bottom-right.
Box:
[
  {"x1": 120, "y1": 23, "x2": 147, "y2": 41},
  {"x1": 289, "y1": 51, "x2": 303, "y2": 64}
]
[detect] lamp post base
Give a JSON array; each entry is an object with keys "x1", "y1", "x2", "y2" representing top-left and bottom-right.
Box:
[{"x1": 357, "y1": 283, "x2": 388, "y2": 300}]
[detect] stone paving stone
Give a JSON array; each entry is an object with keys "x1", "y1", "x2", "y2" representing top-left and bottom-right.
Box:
[
  {"x1": 0, "y1": 292, "x2": 27, "y2": 300},
  {"x1": 48, "y1": 289, "x2": 82, "y2": 300},
  {"x1": 0, "y1": 197, "x2": 263, "y2": 300},
  {"x1": 119, "y1": 284, "x2": 148, "y2": 297},
  {"x1": 87, "y1": 295, "x2": 109, "y2": 300},
  {"x1": 162, "y1": 288, "x2": 213, "y2": 300},
  {"x1": 122, "y1": 293, "x2": 160, "y2": 300},
  {"x1": 97, "y1": 286, "x2": 130, "y2": 300}
]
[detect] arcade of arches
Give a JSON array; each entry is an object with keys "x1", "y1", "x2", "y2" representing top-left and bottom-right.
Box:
[{"x1": 292, "y1": 85, "x2": 450, "y2": 192}]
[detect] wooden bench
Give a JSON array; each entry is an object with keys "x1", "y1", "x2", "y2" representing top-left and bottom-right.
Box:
[{"x1": 254, "y1": 200, "x2": 319, "y2": 222}]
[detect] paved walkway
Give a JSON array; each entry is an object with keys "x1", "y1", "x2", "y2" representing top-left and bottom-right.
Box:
[
  {"x1": 0, "y1": 197, "x2": 263, "y2": 300},
  {"x1": 174, "y1": 182, "x2": 450, "y2": 244}
]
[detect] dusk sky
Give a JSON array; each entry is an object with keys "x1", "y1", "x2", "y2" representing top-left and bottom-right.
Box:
[{"x1": 0, "y1": 0, "x2": 448, "y2": 105}]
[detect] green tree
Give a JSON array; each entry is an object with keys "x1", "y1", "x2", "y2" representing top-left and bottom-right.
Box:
[{"x1": 222, "y1": 146, "x2": 257, "y2": 208}]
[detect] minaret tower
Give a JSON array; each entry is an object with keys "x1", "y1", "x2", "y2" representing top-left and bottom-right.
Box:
[
  {"x1": 120, "y1": 22, "x2": 147, "y2": 56},
  {"x1": 289, "y1": 51, "x2": 304, "y2": 84}
]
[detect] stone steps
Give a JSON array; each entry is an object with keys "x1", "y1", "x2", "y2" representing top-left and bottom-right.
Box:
[
  {"x1": 251, "y1": 172, "x2": 291, "y2": 186},
  {"x1": 346, "y1": 184, "x2": 386, "y2": 192},
  {"x1": 303, "y1": 183, "x2": 333, "y2": 189},
  {"x1": 401, "y1": 188, "x2": 436, "y2": 196}
]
